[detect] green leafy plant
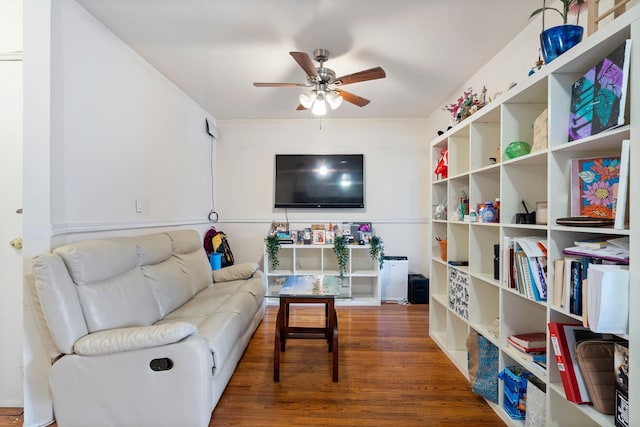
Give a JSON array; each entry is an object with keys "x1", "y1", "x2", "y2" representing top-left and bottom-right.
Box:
[
  {"x1": 264, "y1": 235, "x2": 281, "y2": 271},
  {"x1": 369, "y1": 235, "x2": 385, "y2": 269},
  {"x1": 333, "y1": 236, "x2": 349, "y2": 277},
  {"x1": 529, "y1": 0, "x2": 588, "y2": 25}
]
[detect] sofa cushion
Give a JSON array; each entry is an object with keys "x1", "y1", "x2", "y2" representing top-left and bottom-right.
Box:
[
  {"x1": 55, "y1": 238, "x2": 161, "y2": 332},
  {"x1": 73, "y1": 322, "x2": 197, "y2": 356},
  {"x1": 212, "y1": 262, "x2": 258, "y2": 283},
  {"x1": 137, "y1": 233, "x2": 194, "y2": 317},
  {"x1": 32, "y1": 254, "x2": 88, "y2": 354},
  {"x1": 167, "y1": 230, "x2": 213, "y2": 294}
]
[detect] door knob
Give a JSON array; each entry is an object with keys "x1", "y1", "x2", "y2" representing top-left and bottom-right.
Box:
[{"x1": 9, "y1": 238, "x2": 23, "y2": 250}]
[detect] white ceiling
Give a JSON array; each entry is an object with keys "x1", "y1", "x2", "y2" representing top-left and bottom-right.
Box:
[{"x1": 75, "y1": 0, "x2": 540, "y2": 120}]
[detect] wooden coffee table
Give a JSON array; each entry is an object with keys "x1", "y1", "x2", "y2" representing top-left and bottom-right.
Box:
[{"x1": 273, "y1": 275, "x2": 341, "y2": 382}]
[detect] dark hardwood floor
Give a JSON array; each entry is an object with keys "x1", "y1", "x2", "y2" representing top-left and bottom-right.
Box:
[
  {"x1": 1, "y1": 304, "x2": 505, "y2": 427},
  {"x1": 211, "y1": 303, "x2": 505, "y2": 426}
]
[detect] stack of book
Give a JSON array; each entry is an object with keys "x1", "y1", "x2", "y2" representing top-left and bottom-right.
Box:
[
  {"x1": 502, "y1": 236, "x2": 548, "y2": 302},
  {"x1": 507, "y1": 332, "x2": 547, "y2": 364}
]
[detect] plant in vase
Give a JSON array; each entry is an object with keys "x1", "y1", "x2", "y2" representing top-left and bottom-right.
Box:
[
  {"x1": 264, "y1": 235, "x2": 281, "y2": 271},
  {"x1": 369, "y1": 235, "x2": 385, "y2": 270},
  {"x1": 333, "y1": 236, "x2": 349, "y2": 278},
  {"x1": 530, "y1": 0, "x2": 588, "y2": 64}
]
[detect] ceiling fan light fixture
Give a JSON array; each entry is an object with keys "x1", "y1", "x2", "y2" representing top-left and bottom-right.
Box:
[
  {"x1": 326, "y1": 91, "x2": 343, "y2": 110},
  {"x1": 299, "y1": 92, "x2": 315, "y2": 109},
  {"x1": 311, "y1": 93, "x2": 327, "y2": 116}
]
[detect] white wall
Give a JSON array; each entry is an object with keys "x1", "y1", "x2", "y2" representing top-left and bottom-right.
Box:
[
  {"x1": 23, "y1": 0, "x2": 217, "y2": 425},
  {"x1": 0, "y1": 0, "x2": 23, "y2": 408},
  {"x1": 49, "y1": 0, "x2": 216, "y2": 238},
  {"x1": 214, "y1": 118, "x2": 430, "y2": 275}
]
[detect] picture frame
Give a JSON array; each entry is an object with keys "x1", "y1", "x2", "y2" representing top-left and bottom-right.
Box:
[
  {"x1": 360, "y1": 231, "x2": 372, "y2": 243},
  {"x1": 290, "y1": 230, "x2": 298, "y2": 243},
  {"x1": 302, "y1": 228, "x2": 312, "y2": 245},
  {"x1": 270, "y1": 221, "x2": 289, "y2": 235},
  {"x1": 312, "y1": 229, "x2": 326, "y2": 245},
  {"x1": 325, "y1": 230, "x2": 335, "y2": 244}
]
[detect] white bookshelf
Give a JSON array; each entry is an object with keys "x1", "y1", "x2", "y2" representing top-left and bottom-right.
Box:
[
  {"x1": 264, "y1": 243, "x2": 381, "y2": 306},
  {"x1": 429, "y1": 7, "x2": 639, "y2": 426}
]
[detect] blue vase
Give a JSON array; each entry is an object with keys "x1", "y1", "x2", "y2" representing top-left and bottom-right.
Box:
[{"x1": 540, "y1": 25, "x2": 584, "y2": 64}]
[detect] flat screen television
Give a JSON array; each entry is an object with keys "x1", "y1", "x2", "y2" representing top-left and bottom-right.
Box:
[{"x1": 274, "y1": 154, "x2": 365, "y2": 208}]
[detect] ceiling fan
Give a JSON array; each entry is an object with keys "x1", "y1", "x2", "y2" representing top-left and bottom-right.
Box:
[{"x1": 253, "y1": 48, "x2": 386, "y2": 115}]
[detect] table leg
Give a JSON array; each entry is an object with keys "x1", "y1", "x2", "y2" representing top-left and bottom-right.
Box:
[
  {"x1": 274, "y1": 303, "x2": 285, "y2": 382},
  {"x1": 332, "y1": 309, "x2": 339, "y2": 382}
]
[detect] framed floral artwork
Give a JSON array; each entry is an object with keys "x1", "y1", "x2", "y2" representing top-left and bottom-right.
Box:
[{"x1": 570, "y1": 155, "x2": 621, "y2": 219}]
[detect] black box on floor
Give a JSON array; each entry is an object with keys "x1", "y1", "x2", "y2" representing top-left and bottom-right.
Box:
[{"x1": 408, "y1": 274, "x2": 429, "y2": 304}]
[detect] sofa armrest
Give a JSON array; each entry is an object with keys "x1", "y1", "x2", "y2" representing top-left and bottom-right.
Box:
[
  {"x1": 212, "y1": 262, "x2": 259, "y2": 283},
  {"x1": 51, "y1": 335, "x2": 213, "y2": 427},
  {"x1": 73, "y1": 322, "x2": 197, "y2": 356}
]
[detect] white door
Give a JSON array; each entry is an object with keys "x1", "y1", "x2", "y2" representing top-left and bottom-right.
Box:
[{"x1": 0, "y1": 55, "x2": 24, "y2": 406}]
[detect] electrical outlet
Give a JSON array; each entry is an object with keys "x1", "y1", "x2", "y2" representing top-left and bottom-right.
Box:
[{"x1": 135, "y1": 199, "x2": 143, "y2": 213}]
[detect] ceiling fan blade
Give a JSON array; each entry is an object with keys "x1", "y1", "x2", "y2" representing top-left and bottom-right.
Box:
[
  {"x1": 296, "y1": 104, "x2": 308, "y2": 111},
  {"x1": 335, "y1": 66, "x2": 386, "y2": 86},
  {"x1": 335, "y1": 89, "x2": 370, "y2": 107},
  {"x1": 290, "y1": 51, "x2": 319, "y2": 79},
  {"x1": 253, "y1": 82, "x2": 307, "y2": 87}
]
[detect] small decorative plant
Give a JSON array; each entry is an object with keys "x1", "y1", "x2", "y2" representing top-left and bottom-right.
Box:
[
  {"x1": 369, "y1": 235, "x2": 385, "y2": 269},
  {"x1": 443, "y1": 86, "x2": 487, "y2": 123},
  {"x1": 333, "y1": 236, "x2": 349, "y2": 277},
  {"x1": 529, "y1": 0, "x2": 588, "y2": 25},
  {"x1": 264, "y1": 235, "x2": 281, "y2": 271}
]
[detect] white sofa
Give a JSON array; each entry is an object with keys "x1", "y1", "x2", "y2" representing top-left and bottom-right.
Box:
[{"x1": 29, "y1": 229, "x2": 265, "y2": 427}]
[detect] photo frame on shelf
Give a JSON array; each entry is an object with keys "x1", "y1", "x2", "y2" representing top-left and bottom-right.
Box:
[
  {"x1": 302, "y1": 228, "x2": 312, "y2": 245},
  {"x1": 325, "y1": 231, "x2": 335, "y2": 244},
  {"x1": 312, "y1": 229, "x2": 326, "y2": 245},
  {"x1": 290, "y1": 230, "x2": 298, "y2": 243},
  {"x1": 270, "y1": 221, "x2": 289, "y2": 235}
]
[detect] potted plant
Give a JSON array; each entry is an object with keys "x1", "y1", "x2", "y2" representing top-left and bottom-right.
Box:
[
  {"x1": 264, "y1": 235, "x2": 281, "y2": 271},
  {"x1": 369, "y1": 235, "x2": 385, "y2": 270},
  {"x1": 530, "y1": 0, "x2": 588, "y2": 64},
  {"x1": 333, "y1": 235, "x2": 349, "y2": 277}
]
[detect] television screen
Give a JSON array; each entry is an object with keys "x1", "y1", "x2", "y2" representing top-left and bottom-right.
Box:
[{"x1": 274, "y1": 154, "x2": 365, "y2": 208}]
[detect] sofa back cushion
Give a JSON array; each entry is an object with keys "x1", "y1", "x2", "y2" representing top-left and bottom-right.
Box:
[
  {"x1": 55, "y1": 237, "x2": 161, "y2": 332},
  {"x1": 32, "y1": 254, "x2": 89, "y2": 354},
  {"x1": 166, "y1": 230, "x2": 213, "y2": 295},
  {"x1": 137, "y1": 233, "x2": 194, "y2": 317}
]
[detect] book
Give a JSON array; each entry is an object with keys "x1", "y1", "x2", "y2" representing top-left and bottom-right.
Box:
[
  {"x1": 568, "y1": 40, "x2": 631, "y2": 141},
  {"x1": 563, "y1": 245, "x2": 629, "y2": 263},
  {"x1": 573, "y1": 236, "x2": 613, "y2": 249},
  {"x1": 507, "y1": 341, "x2": 546, "y2": 362},
  {"x1": 570, "y1": 260, "x2": 582, "y2": 316},
  {"x1": 508, "y1": 332, "x2": 547, "y2": 350},
  {"x1": 587, "y1": 264, "x2": 629, "y2": 334},
  {"x1": 552, "y1": 259, "x2": 565, "y2": 308},
  {"x1": 615, "y1": 342, "x2": 629, "y2": 427},
  {"x1": 614, "y1": 139, "x2": 630, "y2": 230},
  {"x1": 548, "y1": 323, "x2": 591, "y2": 403},
  {"x1": 570, "y1": 155, "x2": 621, "y2": 219}
]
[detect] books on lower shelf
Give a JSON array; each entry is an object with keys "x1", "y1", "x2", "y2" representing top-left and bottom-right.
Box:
[
  {"x1": 587, "y1": 264, "x2": 629, "y2": 334},
  {"x1": 503, "y1": 237, "x2": 547, "y2": 302},
  {"x1": 507, "y1": 333, "x2": 547, "y2": 370},
  {"x1": 548, "y1": 323, "x2": 592, "y2": 404},
  {"x1": 508, "y1": 332, "x2": 547, "y2": 351}
]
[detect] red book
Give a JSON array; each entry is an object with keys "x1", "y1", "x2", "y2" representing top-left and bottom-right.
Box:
[
  {"x1": 507, "y1": 337, "x2": 546, "y2": 353},
  {"x1": 508, "y1": 332, "x2": 547, "y2": 350},
  {"x1": 548, "y1": 323, "x2": 591, "y2": 403}
]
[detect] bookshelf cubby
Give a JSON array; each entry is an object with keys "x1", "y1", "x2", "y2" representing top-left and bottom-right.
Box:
[
  {"x1": 264, "y1": 243, "x2": 381, "y2": 306},
  {"x1": 429, "y1": 8, "x2": 639, "y2": 426}
]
